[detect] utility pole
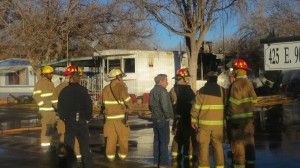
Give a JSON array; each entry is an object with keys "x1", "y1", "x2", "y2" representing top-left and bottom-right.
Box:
[{"x1": 66, "y1": 33, "x2": 70, "y2": 66}]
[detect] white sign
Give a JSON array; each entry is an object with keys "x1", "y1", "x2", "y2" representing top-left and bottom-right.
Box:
[{"x1": 264, "y1": 41, "x2": 300, "y2": 70}]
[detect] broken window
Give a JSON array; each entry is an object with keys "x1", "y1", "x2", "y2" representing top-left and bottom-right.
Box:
[
  {"x1": 124, "y1": 58, "x2": 135, "y2": 73},
  {"x1": 106, "y1": 58, "x2": 135, "y2": 73},
  {"x1": 108, "y1": 59, "x2": 121, "y2": 71}
]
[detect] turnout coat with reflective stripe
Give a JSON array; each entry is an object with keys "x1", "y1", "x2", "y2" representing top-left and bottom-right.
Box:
[
  {"x1": 33, "y1": 77, "x2": 56, "y2": 112},
  {"x1": 102, "y1": 79, "x2": 133, "y2": 118},
  {"x1": 53, "y1": 81, "x2": 68, "y2": 109},
  {"x1": 191, "y1": 81, "x2": 225, "y2": 130},
  {"x1": 227, "y1": 76, "x2": 257, "y2": 120}
]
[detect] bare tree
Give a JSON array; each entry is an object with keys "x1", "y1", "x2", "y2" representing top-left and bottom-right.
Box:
[
  {"x1": 129, "y1": 0, "x2": 250, "y2": 91},
  {"x1": 212, "y1": 36, "x2": 240, "y2": 55},
  {"x1": 237, "y1": 0, "x2": 300, "y2": 74},
  {"x1": 0, "y1": 0, "x2": 153, "y2": 73}
]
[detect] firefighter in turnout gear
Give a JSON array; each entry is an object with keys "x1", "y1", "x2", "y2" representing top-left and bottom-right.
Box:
[
  {"x1": 170, "y1": 68, "x2": 196, "y2": 160},
  {"x1": 53, "y1": 66, "x2": 81, "y2": 158},
  {"x1": 33, "y1": 65, "x2": 57, "y2": 148},
  {"x1": 191, "y1": 71, "x2": 225, "y2": 168},
  {"x1": 227, "y1": 59, "x2": 258, "y2": 168},
  {"x1": 102, "y1": 68, "x2": 133, "y2": 161}
]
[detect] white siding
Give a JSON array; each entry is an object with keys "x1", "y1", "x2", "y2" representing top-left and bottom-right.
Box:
[
  {"x1": 0, "y1": 66, "x2": 37, "y2": 98},
  {"x1": 100, "y1": 50, "x2": 176, "y2": 97}
]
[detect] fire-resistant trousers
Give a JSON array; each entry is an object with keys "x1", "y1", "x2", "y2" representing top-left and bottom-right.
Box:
[
  {"x1": 103, "y1": 120, "x2": 130, "y2": 160},
  {"x1": 196, "y1": 127, "x2": 224, "y2": 168},
  {"x1": 57, "y1": 119, "x2": 80, "y2": 156},
  {"x1": 230, "y1": 118, "x2": 255, "y2": 168},
  {"x1": 40, "y1": 111, "x2": 56, "y2": 147}
]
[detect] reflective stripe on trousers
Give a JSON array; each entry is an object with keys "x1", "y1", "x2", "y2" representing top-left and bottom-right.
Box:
[{"x1": 106, "y1": 114, "x2": 125, "y2": 120}]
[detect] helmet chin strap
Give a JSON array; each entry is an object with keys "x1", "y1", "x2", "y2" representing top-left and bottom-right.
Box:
[
  {"x1": 117, "y1": 76, "x2": 123, "y2": 81},
  {"x1": 45, "y1": 73, "x2": 52, "y2": 81}
]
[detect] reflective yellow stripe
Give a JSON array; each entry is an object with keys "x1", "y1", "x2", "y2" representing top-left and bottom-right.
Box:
[
  {"x1": 106, "y1": 154, "x2": 115, "y2": 160},
  {"x1": 106, "y1": 114, "x2": 125, "y2": 119},
  {"x1": 216, "y1": 166, "x2": 224, "y2": 168},
  {"x1": 41, "y1": 143, "x2": 50, "y2": 147},
  {"x1": 41, "y1": 93, "x2": 53, "y2": 97},
  {"x1": 38, "y1": 101, "x2": 44, "y2": 106},
  {"x1": 104, "y1": 100, "x2": 124, "y2": 105},
  {"x1": 39, "y1": 107, "x2": 55, "y2": 111},
  {"x1": 201, "y1": 105, "x2": 224, "y2": 110},
  {"x1": 233, "y1": 164, "x2": 245, "y2": 168},
  {"x1": 229, "y1": 97, "x2": 256, "y2": 105},
  {"x1": 172, "y1": 152, "x2": 178, "y2": 157},
  {"x1": 118, "y1": 153, "x2": 127, "y2": 159},
  {"x1": 198, "y1": 166, "x2": 210, "y2": 168},
  {"x1": 198, "y1": 120, "x2": 223, "y2": 126},
  {"x1": 231, "y1": 112, "x2": 253, "y2": 119},
  {"x1": 124, "y1": 96, "x2": 131, "y2": 102},
  {"x1": 193, "y1": 103, "x2": 201, "y2": 110},
  {"x1": 33, "y1": 90, "x2": 42, "y2": 95},
  {"x1": 52, "y1": 100, "x2": 58, "y2": 104},
  {"x1": 191, "y1": 117, "x2": 197, "y2": 123}
]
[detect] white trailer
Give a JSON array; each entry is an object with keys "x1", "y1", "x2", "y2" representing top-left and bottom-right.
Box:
[
  {"x1": 98, "y1": 49, "x2": 185, "y2": 97},
  {"x1": 42, "y1": 49, "x2": 210, "y2": 104}
]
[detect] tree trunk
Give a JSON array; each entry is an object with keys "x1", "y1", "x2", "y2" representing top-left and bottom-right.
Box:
[{"x1": 188, "y1": 39, "x2": 200, "y2": 92}]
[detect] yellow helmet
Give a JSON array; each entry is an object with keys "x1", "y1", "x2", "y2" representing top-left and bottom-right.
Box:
[
  {"x1": 108, "y1": 68, "x2": 126, "y2": 78},
  {"x1": 42, "y1": 65, "x2": 54, "y2": 74},
  {"x1": 77, "y1": 67, "x2": 83, "y2": 76}
]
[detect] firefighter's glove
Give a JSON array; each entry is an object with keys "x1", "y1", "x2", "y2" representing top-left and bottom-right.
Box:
[{"x1": 191, "y1": 123, "x2": 198, "y2": 129}]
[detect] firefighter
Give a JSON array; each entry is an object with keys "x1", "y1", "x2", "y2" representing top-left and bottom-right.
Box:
[
  {"x1": 33, "y1": 65, "x2": 57, "y2": 149},
  {"x1": 102, "y1": 68, "x2": 133, "y2": 161},
  {"x1": 191, "y1": 71, "x2": 225, "y2": 168},
  {"x1": 227, "y1": 59, "x2": 258, "y2": 168},
  {"x1": 53, "y1": 65, "x2": 82, "y2": 158},
  {"x1": 170, "y1": 68, "x2": 195, "y2": 160}
]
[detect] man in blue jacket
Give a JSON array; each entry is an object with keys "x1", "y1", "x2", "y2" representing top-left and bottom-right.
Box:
[{"x1": 149, "y1": 74, "x2": 173, "y2": 168}]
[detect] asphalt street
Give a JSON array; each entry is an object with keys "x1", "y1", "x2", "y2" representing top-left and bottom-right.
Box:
[{"x1": 1, "y1": 102, "x2": 300, "y2": 168}]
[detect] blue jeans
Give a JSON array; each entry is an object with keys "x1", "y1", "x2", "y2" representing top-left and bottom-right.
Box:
[{"x1": 153, "y1": 119, "x2": 170, "y2": 166}]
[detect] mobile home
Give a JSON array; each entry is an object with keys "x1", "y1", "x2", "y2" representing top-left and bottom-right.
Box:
[
  {"x1": 98, "y1": 49, "x2": 185, "y2": 97},
  {"x1": 0, "y1": 58, "x2": 37, "y2": 100}
]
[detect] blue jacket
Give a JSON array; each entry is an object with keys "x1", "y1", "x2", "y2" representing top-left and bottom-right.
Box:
[{"x1": 149, "y1": 84, "x2": 173, "y2": 121}]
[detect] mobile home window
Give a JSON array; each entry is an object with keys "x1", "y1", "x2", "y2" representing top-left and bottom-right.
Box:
[
  {"x1": 124, "y1": 58, "x2": 135, "y2": 73},
  {"x1": 108, "y1": 59, "x2": 121, "y2": 71},
  {"x1": 7, "y1": 69, "x2": 26, "y2": 85}
]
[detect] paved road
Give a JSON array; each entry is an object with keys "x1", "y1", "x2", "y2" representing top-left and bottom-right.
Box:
[{"x1": 1, "y1": 103, "x2": 300, "y2": 168}]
